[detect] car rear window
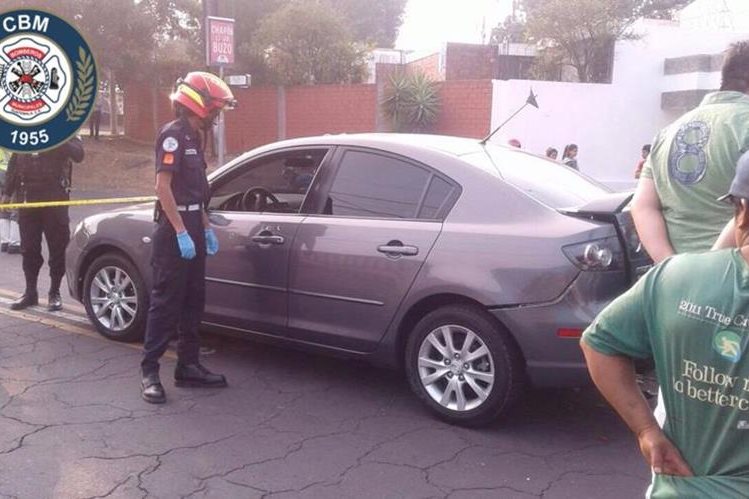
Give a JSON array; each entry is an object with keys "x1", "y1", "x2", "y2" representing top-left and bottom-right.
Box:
[{"x1": 462, "y1": 146, "x2": 612, "y2": 209}]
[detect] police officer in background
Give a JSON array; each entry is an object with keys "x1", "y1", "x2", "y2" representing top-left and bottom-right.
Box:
[
  {"x1": 140, "y1": 72, "x2": 235, "y2": 404},
  {"x1": 2, "y1": 138, "x2": 84, "y2": 311}
]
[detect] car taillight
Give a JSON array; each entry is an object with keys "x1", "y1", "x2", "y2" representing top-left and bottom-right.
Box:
[
  {"x1": 557, "y1": 328, "x2": 584, "y2": 338},
  {"x1": 562, "y1": 236, "x2": 623, "y2": 271}
]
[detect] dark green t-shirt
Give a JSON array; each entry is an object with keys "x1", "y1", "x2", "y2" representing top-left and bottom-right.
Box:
[{"x1": 583, "y1": 249, "x2": 749, "y2": 498}]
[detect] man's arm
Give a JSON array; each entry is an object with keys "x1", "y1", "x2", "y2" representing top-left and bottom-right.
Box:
[
  {"x1": 65, "y1": 137, "x2": 85, "y2": 163},
  {"x1": 1, "y1": 155, "x2": 17, "y2": 203},
  {"x1": 580, "y1": 341, "x2": 692, "y2": 476},
  {"x1": 155, "y1": 171, "x2": 185, "y2": 233},
  {"x1": 712, "y1": 218, "x2": 737, "y2": 250},
  {"x1": 631, "y1": 177, "x2": 675, "y2": 263}
]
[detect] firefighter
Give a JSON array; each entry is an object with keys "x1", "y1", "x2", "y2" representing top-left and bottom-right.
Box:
[{"x1": 140, "y1": 72, "x2": 235, "y2": 404}]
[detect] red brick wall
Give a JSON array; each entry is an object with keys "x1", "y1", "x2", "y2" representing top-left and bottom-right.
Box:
[
  {"x1": 224, "y1": 87, "x2": 278, "y2": 153},
  {"x1": 285, "y1": 84, "x2": 377, "y2": 138},
  {"x1": 123, "y1": 85, "x2": 172, "y2": 143},
  {"x1": 406, "y1": 53, "x2": 443, "y2": 80},
  {"x1": 445, "y1": 43, "x2": 497, "y2": 81},
  {"x1": 124, "y1": 79, "x2": 492, "y2": 151},
  {"x1": 432, "y1": 80, "x2": 492, "y2": 138}
]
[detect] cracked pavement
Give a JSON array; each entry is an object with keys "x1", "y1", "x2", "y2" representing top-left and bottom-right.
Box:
[{"x1": 0, "y1": 202, "x2": 650, "y2": 498}]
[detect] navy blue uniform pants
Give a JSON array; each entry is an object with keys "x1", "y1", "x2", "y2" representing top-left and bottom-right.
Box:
[
  {"x1": 141, "y1": 211, "x2": 206, "y2": 375},
  {"x1": 19, "y1": 205, "x2": 69, "y2": 291}
]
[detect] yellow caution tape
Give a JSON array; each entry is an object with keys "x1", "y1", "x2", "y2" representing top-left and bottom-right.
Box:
[{"x1": 0, "y1": 196, "x2": 157, "y2": 210}]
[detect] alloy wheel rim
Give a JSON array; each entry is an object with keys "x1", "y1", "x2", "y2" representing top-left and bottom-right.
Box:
[
  {"x1": 417, "y1": 325, "x2": 495, "y2": 412},
  {"x1": 89, "y1": 266, "x2": 137, "y2": 332}
]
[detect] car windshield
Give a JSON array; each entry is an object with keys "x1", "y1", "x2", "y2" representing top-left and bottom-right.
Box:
[{"x1": 462, "y1": 145, "x2": 612, "y2": 209}]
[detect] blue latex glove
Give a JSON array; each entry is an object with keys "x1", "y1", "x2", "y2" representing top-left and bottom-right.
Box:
[
  {"x1": 176, "y1": 231, "x2": 196, "y2": 260},
  {"x1": 205, "y1": 228, "x2": 219, "y2": 256}
]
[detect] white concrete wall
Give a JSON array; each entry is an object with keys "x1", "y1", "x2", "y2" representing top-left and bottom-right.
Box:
[{"x1": 489, "y1": 19, "x2": 749, "y2": 190}]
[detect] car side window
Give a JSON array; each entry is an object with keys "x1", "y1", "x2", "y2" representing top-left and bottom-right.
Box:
[
  {"x1": 209, "y1": 149, "x2": 327, "y2": 213},
  {"x1": 324, "y1": 150, "x2": 454, "y2": 220}
]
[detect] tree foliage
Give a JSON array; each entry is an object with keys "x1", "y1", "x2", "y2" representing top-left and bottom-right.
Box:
[
  {"x1": 253, "y1": 1, "x2": 368, "y2": 85},
  {"x1": 491, "y1": 15, "x2": 528, "y2": 44},
  {"x1": 4, "y1": 0, "x2": 408, "y2": 87},
  {"x1": 523, "y1": 0, "x2": 645, "y2": 83},
  {"x1": 330, "y1": 0, "x2": 408, "y2": 47},
  {"x1": 521, "y1": 0, "x2": 695, "y2": 83},
  {"x1": 3, "y1": 0, "x2": 202, "y2": 85}
]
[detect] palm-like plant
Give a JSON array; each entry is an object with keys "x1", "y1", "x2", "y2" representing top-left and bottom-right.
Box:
[
  {"x1": 403, "y1": 72, "x2": 440, "y2": 132},
  {"x1": 382, "y1": 71, "x2": 441, "y2": 133}
]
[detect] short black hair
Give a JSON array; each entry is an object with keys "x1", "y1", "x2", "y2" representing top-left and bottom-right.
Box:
[
  {"x1": 642, "y1": 144, "x2": 651, "y2": 153},
  {"x1": 721, "y1": 40, "x2": 749, "y2": 92}
]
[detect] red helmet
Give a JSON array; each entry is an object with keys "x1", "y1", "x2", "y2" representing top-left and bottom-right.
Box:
[{"x1": 170, "y1": 71, "x2": 236, "y2": 119}]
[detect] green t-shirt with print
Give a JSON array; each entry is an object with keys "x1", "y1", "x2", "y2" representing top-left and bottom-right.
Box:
[
  {"x1": 583, "y1": 249, "x2": 749, "y2": 498},
  {"x1": 641, "y1": 92, "x2": 749, "y2": 254}
]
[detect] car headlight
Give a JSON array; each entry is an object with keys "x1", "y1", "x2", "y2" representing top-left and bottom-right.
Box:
[{"x1": 563, "y1": 236, "x2": 623, "y2": 271}]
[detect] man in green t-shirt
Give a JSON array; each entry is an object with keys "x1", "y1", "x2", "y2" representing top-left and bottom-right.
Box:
[
  {"x1": 582, "y1": 152, "x2": 749, "y2": 498},
  {"x1": 632, "y1": 40, "x2": 749, "y2": 263}
]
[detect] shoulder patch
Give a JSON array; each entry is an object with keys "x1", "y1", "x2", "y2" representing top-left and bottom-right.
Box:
[{"x1": 162, "y1": 137, "x2": 179, "y2": 153}]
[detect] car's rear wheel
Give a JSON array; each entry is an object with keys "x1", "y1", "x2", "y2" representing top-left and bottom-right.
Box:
[
  {"x1": 83, "y1": 253, "x2": 147, "y2": 342},
  {"x1": 405, "y1": 304, "x2": 524, "y2": 427}
]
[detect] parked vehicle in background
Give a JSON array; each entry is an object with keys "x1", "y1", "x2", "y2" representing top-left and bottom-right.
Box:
[{"x1": 66, "y1": 134, "x2": 650, "y2": 426}]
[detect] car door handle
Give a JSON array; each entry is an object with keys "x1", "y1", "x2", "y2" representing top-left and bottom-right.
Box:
[
  {"x1": 251, "y1": 234, "x2": 285, "y2": 245},
  {"x1": 377, "y1": 243, "x2": 419, "y2": 257}
]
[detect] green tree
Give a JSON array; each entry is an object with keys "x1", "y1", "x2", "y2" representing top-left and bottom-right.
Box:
[
  {"x1": 639, "y1": 0, "x2": 693, "y2": 19},
  {"x1": 523, "y1": 0, "x2": 644, "y2": 83},
  {"x1": 253, "y1": 1, "x2": 368, "y2": 85},
  {"x1": 330, "y1": 0, "x2": 407, "y2": 47},
  {"x1": 491, "y1": 15, "x2": 528, "y2": 44},
  {"x1": 522, "y1": 0, "x2": 695, "y2": 83},
  {"x1": 4, "y1": 0, "x2": 201, "y2": 132}
]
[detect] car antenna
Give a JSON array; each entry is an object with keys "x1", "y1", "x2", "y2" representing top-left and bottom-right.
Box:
[{"x1": 479, "y1": 88, "x2": 539, "y2": 145}]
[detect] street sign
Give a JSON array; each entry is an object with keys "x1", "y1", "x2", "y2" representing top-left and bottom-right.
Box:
[
  {"x1": 206, "y1": 16, "x2": 234, "y2": 67},
  {"x1": 226, "y1": 74, "x2": 251, "y2": 88}
]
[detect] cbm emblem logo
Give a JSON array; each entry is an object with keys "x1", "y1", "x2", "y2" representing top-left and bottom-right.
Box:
[{"x1": 0, "y1": 10, "x2": 97, "y2": 152}]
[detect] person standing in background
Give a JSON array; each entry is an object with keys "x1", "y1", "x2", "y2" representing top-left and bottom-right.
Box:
[
  {"x1": 634, "y1": 144, "x2": 651, "y2": 179},
  {"x1": 562, "y1": 144, "x2": 579, "y2": 170},
  {"x1": 89, "y1": 94, "x2": 103, "y2": 140},
  {"x1": 0, "y1": 148, "x2": 19, "y2": 254},
  {"x1": 545, "y1": 147, "x2": 558, "y2": 160},
  {"x1": 2, "y1": 138, "x2": 85, "y2": 311},
  {"x1": 631, "y1": 40, "x2": 749, "y2": 263}
]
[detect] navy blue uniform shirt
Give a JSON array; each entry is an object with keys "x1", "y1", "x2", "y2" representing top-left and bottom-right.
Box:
[{"x1": 155, "y1": 117, "x2": 209, "y2": 206}]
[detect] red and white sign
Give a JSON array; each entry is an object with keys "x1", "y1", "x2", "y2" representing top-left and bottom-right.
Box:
[{"x1": 206, "y1": 16, "x2": 234, "y2": 66}]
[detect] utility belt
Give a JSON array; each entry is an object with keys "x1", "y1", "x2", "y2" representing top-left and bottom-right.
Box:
[{"x1": 153, "y1": 201, "x2": 204, "y2": 222}]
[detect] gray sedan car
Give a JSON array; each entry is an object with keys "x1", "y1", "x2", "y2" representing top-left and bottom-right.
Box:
[{"x1": 66, "y1": 134, "x2": 649, "y2": 426}]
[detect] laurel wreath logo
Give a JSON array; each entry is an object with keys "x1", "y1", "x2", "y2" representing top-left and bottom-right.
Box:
[{"x1": 65, "y1": 46, "x2": 95, "y2": 122}]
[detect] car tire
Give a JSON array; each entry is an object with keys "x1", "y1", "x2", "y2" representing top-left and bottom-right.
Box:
[
  {"x1": 405, "y1": 304, "x2": 525, "y2": 427},
  {"x1": 83, "y1": 253, "x2": 147, "y2": 342}
]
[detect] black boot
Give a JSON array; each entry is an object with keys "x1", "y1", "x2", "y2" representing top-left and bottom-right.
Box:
[
  {"x1": 47, "y1": 291, "x2": 62, "y2": 311},
  {"x1": 10, "y1": 291, "x2": 38, "y2": 310},
  {"x1": 174, "y1": 363, "x2": 228, "y2": 388},
  {"x1": 141, "y1": 372, "x2": 166, "y2": 404}
]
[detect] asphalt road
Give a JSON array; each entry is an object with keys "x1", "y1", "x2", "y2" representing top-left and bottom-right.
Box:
[{"x1": 0, "y1": 193, "x2": 650, "y2": 498}]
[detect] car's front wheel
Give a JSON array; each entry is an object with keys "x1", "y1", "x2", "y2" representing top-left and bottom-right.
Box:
[
  {"x1": 83, "y1": 253, "x2": 147, "y2": 342},
  {"x1": 405, "y1": 304, "x2": 524, "y2": 427}
]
